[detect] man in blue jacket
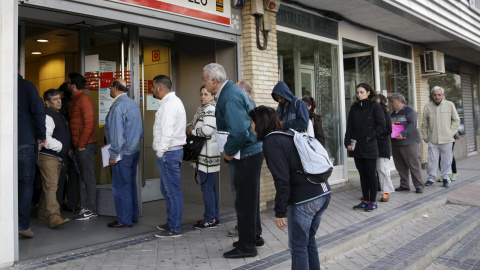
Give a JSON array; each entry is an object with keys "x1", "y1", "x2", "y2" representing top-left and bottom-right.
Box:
[
  {"x1": 203, "y1": 63, "x2": 264, "y2": 259},
  {"x1": 272, "y1": 82, "x2": 309, "y2": 131},
  {"x1": 105, "y1": 78, "x2": 143, "y2": 228},
  {"x1": 18, "y1": 74, "x2": 46, "y2": 238}
]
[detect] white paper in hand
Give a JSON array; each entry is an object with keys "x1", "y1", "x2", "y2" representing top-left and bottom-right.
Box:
[
  {"x1": 213, "y1": 130, "x2": 240, "y2": 159},
  {"x1": 101, "y1": 144, "x2": 122, "y2": 167}
]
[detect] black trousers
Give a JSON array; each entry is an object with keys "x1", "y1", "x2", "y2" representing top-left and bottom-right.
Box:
[
  {"x1": 234, "y1": 152, "x2": 264, "y2": 253},
  {"x1": 354, "y1": 158, "x2": 378, "y2": 202}
]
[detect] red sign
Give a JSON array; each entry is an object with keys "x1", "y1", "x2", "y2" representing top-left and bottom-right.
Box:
[{"x1": 152, "y1": 50, "x2": 160, "y2": 62}]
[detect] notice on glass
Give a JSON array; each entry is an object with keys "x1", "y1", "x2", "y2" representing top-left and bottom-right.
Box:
[
  {"x1": 99, "y1": 88, "x2": 113, "y2": 126},
  {"x1": 146, "y1": 94, "x2": 160, "y2": 111},
  {"x1": 214, "y1": 131, "x2": 240, "y2": 159}
]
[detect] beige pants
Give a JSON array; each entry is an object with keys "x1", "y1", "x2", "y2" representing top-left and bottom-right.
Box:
[{"x1": 37, "y1": 154, "x2": 63, "y2": 225}]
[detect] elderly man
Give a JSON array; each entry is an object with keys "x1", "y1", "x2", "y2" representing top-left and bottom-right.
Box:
[
  {"x1": 37, "y1": 89, "x2": 71, "y2": 228},
  {"x1": 422, "y1": 86, "x2": 460, "y2": 188},
  {"x1": 236, "y1": 81, "x2": 256, "y2": 108},
  {"x1": 105, "y1": 78, "x2": 143, "y2": 228},
  {"x1": 203, "y1": 63, "x2": 264, "y2": 259},
  {"x1": 152, "y1": 75, "x2": 187, "y2": 238},
  {"x1": 390, "y1": 94, "x2": 424, "y2": 193}
]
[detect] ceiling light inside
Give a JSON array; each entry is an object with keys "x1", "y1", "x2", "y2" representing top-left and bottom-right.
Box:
[
  {"x1": 37, "y1": 39, "x2": 49, "y2": 42},
  {"x1": 31, "y1": 52, "x2": 42, "y2": 55}
]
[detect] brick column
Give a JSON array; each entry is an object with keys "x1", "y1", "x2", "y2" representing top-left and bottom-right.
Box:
[
  {"x1": 413, "y1": 45, "x2": 430, "y2": 165},
  {"x1": 239, "y1": 1, "x2": 279, "y2": 210}
]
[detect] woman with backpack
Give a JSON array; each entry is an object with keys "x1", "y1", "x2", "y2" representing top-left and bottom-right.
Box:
[
  {"x1": 186, "y1": 86, "x2": 220, "y2": 229},
  {"x1": 344, "y1": 83, "x2": 386, "y2": 211},
  {"x1": 249, "y1": 105, "x2": 331, "y2": 270}
]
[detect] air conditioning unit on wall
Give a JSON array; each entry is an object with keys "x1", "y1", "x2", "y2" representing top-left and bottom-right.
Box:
[{"x1": 424, "y1": 50, "x2": 445, "y2": 73}]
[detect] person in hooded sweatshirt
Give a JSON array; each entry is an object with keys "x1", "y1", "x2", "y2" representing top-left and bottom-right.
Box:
[
  {"x1": 344, "y1": 83, "x2": 385, "y2": 212},
  {"x1": 271, "y1": 82, "x2": 309, "y2": 132}
]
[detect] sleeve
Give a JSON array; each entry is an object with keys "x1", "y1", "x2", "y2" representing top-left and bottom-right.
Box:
[
  {"x1": 369, "y1": 103, "x2": 386, "y2": 139},
  {"x1": 421, "y1": 105, "x2": 429, "y2": 139},
  {"x1": 344, "y1": 108, "x2": 354, "y2": 148},
  {"x1": 154, "y1": 102, "x2": 178, "y2": 157},
  {"x1": 107, "y1": 108, "x2": 125, "y2": 159},
  {"x1": 450, "y1": 103, "x2": 460, "y2": 137},
  {"x1": 402, "y1": 108, "x2": 418, "y2": 138},
  {"x1": 223, "y1": 100, "x2": 250, "y2": 156},
  {"x1": 283, "y1": 99, "x2": 309, "y2": 131},
  {"x1": 263, "y1": 137, "x2": 291, "y2": 218},
  {"x1": 194, "y1": 105, "x2": 216, "y2": 137},
  {"x1": 29, "y1": 87, "x2": 46, "y2": 141},
  {"x1": 44, "y1": 115, "x2": 62, "y2": 152},
  {"x1": 78, "y1": 95, "x2": 96, "y2": 148}
]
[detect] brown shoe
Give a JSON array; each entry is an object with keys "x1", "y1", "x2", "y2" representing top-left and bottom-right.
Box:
[
  {"x1": 19, "y1": 228, "x2": 35, "y2": 238},
  {"x1": 50, "y1": 217, "x2": 70, "y2": 228}
]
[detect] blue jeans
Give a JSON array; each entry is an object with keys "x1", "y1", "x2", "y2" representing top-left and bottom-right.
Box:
[
  {"x1": 156, "y1": 149, "x2": 184, "y2": 233},
  {"x1": 112, "y1": 151, "x2": 140, "y2": 226},
  {"x1": 199, "y1": 171, "x2": 219, "y2": 222},
  {"x1": 288, "y1": 195, "x2": 331, "y2": 270},
  {"x1": 18, "y1": 144, "x2": 36, "y2": 231}
]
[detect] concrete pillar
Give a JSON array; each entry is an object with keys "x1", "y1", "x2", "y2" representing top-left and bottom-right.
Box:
[
  {"x1": 413, "y1": 45, "x2": 430, "y2": 165},
  {"x1": 0, "y1": 0, "x2": 18, "y2": 267},
  {"x1": 239, "y1": 0, "x2": 279, "y2": 210}
]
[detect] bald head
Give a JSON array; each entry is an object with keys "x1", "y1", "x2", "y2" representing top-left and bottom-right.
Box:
[
  {"x1": 109, "y1": 78, "x2": 128, "y2": 98},
  {"x1": 236, "y1": 81, "x2": 252, "y2": 96}
]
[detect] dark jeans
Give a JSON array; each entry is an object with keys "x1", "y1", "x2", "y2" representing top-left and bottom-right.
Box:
[
  {"x1": 288, "y1": 195, "x2": 330, "y2": 270},
  {"x1": 234, "y1": 152, "x2": 264, "y2": 253},
  {"x1": 75, "y1": 142, "x2": 97, "y2": 211},
  {"x1": 112, "y1": 151, "x2": 140, "y2": 226},
  {"x1": 354, "y1": 158, "x2": 378, "y2": 202},
  {"x1": 65, "y1": 156, "x2": 80, "y2": 210},
  {"x1": 199, "y1": 171, "x2": 219, "y2": 222},
  {"x1": 18, "y1": 144, "x2": 36, "y2": 230}
]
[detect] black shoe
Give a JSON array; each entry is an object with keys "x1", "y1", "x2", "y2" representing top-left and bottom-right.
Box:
[
  {"x1": 107, "y1": 220, "x2": 132, "y2": 228},
  {"x1": 233, "y1": 237, "x2": 264, "y2": 247},
  {"x1": 416, "y1": 188, "x2": 423, "y2": 193},
  {"x1": 223, "y1": 248, "x2": 257, "y2": 259},
  {"x1": 395, "y1": 186, "x2": 410, "y2": 191},
  {"x1": 425, "y1": 180, "x2": 434, "y2": 186}
]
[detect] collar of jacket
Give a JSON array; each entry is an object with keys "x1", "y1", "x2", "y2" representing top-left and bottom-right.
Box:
[{"x1": 72, "y1": 89, "x2": 85, "y2": 99}]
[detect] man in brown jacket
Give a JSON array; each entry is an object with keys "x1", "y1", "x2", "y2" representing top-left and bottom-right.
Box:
[{"x1": 68, "y1": 73, "x2": 98, "y2": 220}]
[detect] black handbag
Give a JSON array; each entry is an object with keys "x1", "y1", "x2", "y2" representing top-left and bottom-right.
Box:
[{"x1": 183, "y1": 135, "x2": 207, "y2": 161}]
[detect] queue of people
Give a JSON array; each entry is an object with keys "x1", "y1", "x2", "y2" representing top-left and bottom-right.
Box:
[{"x1": 17, "y1": 63, "x2": 459, "y2": 268}]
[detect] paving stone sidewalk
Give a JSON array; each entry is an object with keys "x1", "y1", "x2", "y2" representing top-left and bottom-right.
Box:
[{"x1": 10, "y1": 154, "x2": 480, "y2": 270}]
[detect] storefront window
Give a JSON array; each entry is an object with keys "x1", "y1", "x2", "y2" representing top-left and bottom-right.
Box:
[
  {"x1": 379, "y1": 56, "x2": 413, "y2": 105},
  {"x1": 428, "y1": 73, "x2": 464, "y2": 135},
  {"x1": 278, "y1": 31, "x2": 342, "y2": 165}
]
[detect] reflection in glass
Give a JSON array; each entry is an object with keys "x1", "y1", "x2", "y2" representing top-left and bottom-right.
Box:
[{"x1": 379, "y1": 56, "x2": 413, "y2": 107}]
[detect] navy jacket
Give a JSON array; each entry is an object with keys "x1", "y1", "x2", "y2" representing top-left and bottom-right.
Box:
[
  {"x1": 263, "y1": 132, "x2": 331, "y2": 218},
  {"x1": 215, "y1": 80, "x2": 262, "y2": 159},
  {"x1": 272, "y1": 82, "x2": 309, "y2": 132},
  {"x1": 390, "y1": 105, "x2": 422, "y2": 146},
  {"x1": 41, "y1": 106, "x2": 71, "y2": 160},
  {"x1": 377, "y1": 103, "x2": 392, "y2": 158},
  {"x1": 18, "y1": 74, "x2": 46, "y2": 145}
]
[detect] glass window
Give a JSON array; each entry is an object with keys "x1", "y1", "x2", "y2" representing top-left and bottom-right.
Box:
[
  {"x1": 379, "y1": 56, "x2": 413, "y2": 106},
  {"x1": 278, "y1": 31, "x2": 342, "y2": 165},
  {"x1": 428, "y1": 73, "x2": 464, "y2": 135}
]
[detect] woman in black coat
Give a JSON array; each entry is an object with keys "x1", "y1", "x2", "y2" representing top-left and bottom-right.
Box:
[
  {"x1": 302, "y1": 96, "x2": 326, "y2": 146},
  {"x1": 344, "y1": 83, "x2": 385, "y2": 211},
  {"x1": 376, "y1": 95, "x2": 395, "y2": 202}
]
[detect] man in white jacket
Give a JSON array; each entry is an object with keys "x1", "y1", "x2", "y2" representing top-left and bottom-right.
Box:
[{"x1": 151, "y1": 75, "x2": 187, "y2": 238}]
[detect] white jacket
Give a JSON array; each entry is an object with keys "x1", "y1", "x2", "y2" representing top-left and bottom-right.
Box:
[
  {"x1": 44, "y1": 115, "x2": 62, "y2": 152},
  {"x1": 153, "y1": 92, "x2": 187, "y2": 157}
]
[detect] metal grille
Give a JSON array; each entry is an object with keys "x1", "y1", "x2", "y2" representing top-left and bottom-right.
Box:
[
  {"x1": 357, "y1": 56, "x2": 373, "y2": 85},
  {"x1": 391, "y1": 60, "x2": 412, "y2": 104}
]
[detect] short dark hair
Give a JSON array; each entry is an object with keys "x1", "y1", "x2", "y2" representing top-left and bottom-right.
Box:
[
  {"x1": 69, "y1": 73, "x2": 86, "y2": 90},
  {"x1": 43, "y1": 89, "x2": 60, "y2": 102},
  {"x1": 249, "y1": 106, "x2": 282, "y2": 141},
  {"x1": 153, "y1": 75, "x2": 172, "y2": 91},
  {"x1": 57, "y1": 82, "x2": 71, "y2": 99},
  {"x1": 301, "y1": 96, "x2": 316, "y2": 113},
  {"x1": 112, "y1": 80, "x2": 127, "y2": 92},
  {"x1": 356, "y1": 83, "x2": 377, "y2": 101}
]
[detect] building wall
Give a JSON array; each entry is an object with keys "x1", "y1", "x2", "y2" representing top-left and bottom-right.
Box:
[
  {"x1": 413, "y1": 45, "x2": 430, "y2": 164},
  {"x1": 239, "y1": 1, "x2": 279, "y2": 210}
]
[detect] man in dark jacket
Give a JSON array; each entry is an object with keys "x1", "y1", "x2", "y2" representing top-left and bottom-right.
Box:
[
  {"x1": 203, "y1": 63, "x2": 264, "y2": 259},
  {"x1": 18, "y1": 74, "x2": 46, "y2": 238},
  {"x1": 37, "y1": 89, "x2": 71, "y2": 228},
  {"x1": 271, "y1": 82, "x2": 309, "y2": 131}
]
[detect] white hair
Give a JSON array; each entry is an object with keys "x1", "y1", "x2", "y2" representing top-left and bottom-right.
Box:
[
  {"x1": 203, "y1": 63, "x2": 228, "y2": 83},
  {"x1": 431, "y1": 86, "x2": 444, "y2": 95}
]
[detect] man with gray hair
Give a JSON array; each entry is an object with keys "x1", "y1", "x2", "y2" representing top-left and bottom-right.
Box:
[
  {"x1": 390, "y1": 94, "x2": 424, "y2": 193},
  {"x1": 421, "y1": 86, "x2": 460, "y2": 188},
  {"x1": 236, "y1": 81, "x2": 256, "y2": 108},
  {"x1": 203, "y1": 63, "x2": 264, "y2": 259}
]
